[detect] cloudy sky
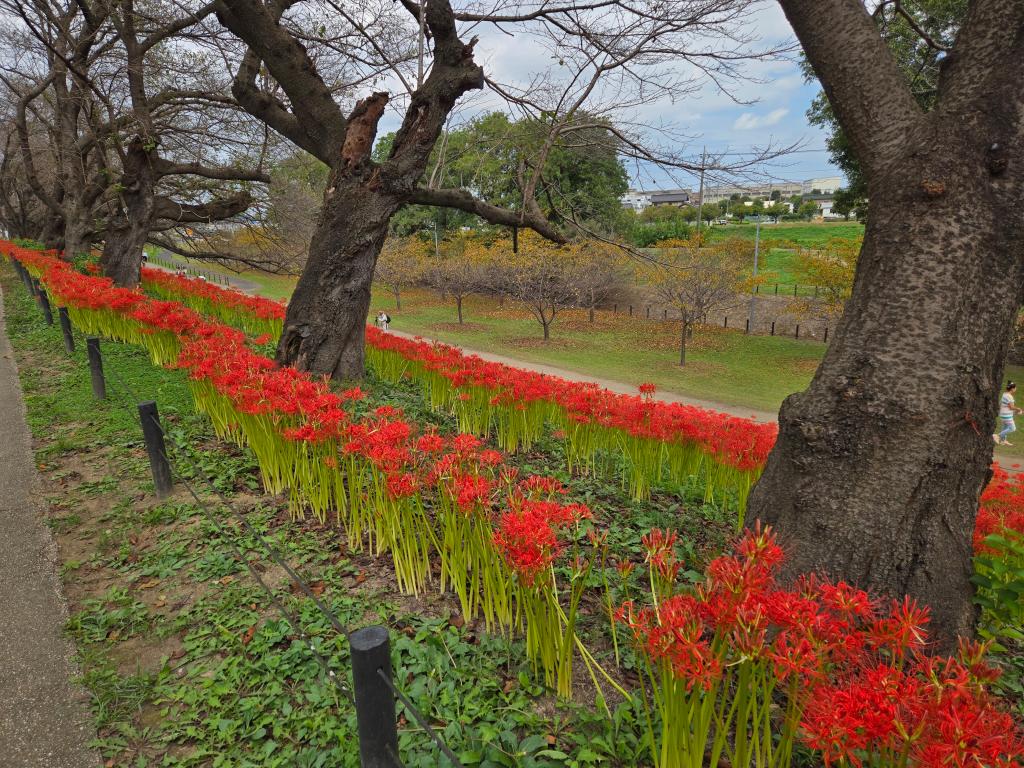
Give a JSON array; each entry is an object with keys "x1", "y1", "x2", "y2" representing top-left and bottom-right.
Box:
[{"x1": 375, "y1": 0, "x2": 843, "y2": 193}]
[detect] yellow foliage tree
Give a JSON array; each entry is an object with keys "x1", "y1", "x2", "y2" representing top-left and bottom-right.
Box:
[
  {"x1": 648, "y1": 235, "x2": 751, "y2": 366},
  {"x1": 792, "y1": 236, "x2": 862, "y2": 320},
  {"x1": 375, "y1": 237, "x2": 428, "y2": 310}
]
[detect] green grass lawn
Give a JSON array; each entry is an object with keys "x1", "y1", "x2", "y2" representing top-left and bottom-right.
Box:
[
  {"x1": 705, "y1": 220, "x2": 864, "y2": 247},
  {"x1": 375, "y1": 289, "x2": 825, "y2": 414}
]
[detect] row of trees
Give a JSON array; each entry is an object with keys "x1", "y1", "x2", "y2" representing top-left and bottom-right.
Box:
[
  {"x1": 376, "y1": 233, "x2": 631, "y2": 338},
  {"x1": 377, "y1": 232, "x2": 753, "y2": 363}
]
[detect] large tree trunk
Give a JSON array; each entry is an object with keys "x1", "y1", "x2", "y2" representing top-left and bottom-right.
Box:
[
  {"x1": 101, "y1": 221, "x2": 150, "y2": 288},
  {"x1": 276, "y1": 178, "x2": 399, "y2": 379},
  {"x1": 62, "y1": 209, "x2": 89, "y2": 261},
  {"x1": 101, "y1": 141, "x2": 156, "y2": 288},
  {"x1": 746, "y1": 139, "x2": 1024, "y2": 648}
]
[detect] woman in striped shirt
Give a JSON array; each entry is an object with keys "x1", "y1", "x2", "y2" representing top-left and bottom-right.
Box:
[{"x1": 995, "y1": 381, "x2": 1021, "y2": 446}]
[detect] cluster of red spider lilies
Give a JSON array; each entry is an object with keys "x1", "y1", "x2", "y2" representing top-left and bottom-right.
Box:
[
  {"x1": 5, "y1": 241, "x2": 1022, "y2": 768},
  {"x1": 131, "y1": 263, "x2": 777, "y2": 514}
]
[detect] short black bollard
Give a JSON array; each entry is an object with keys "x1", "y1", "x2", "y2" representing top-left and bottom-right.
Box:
[
  {"x1": 795, "y1": 324, "x2": 800, "y2": 339},
  {"x1": 138, "y1": 401, "x2": 173, "y2": 497},
  {"x1": 646, "y1": 306, "x2": 650, "y2": 319},
  {"x1": 86, "y1": 337, "x2": 106, "y2": 399},
  {"x1": 350, "y1": 626, "x2": 399, "y2": 768},
  {"x1": 745, "y1": 318, "x2": 750, "y2": 334},
  {"x1": 628, "y1": 305, "x2": 632, "y2": 316},
  {"x1": 663, "y1": 309, "x2": 667, "y2": 320},
  {"x1": 793, "y1": 284, "x2": 798, "y2": 297},
  {"x1": 59, "y1": 307, "x2": 74, "y2": 353},
  {"x1": 823, "y1": 326, "x2": 829, "y2": 344},
  {"x1": 724, "y1": 316, "x2": 728, "y2": 328},
  {"x1": 35, "y1": 281, "x2": 53, "y2": 325},
  {"x1": 770, "y1": 321, "x2": 776, "y2": 336},
  {"x1": 774, "y1": 284, "x2": 779, "y2": 295},
  {"x1": 15, "y1": 262, "x2": 31, "y2": 291}
]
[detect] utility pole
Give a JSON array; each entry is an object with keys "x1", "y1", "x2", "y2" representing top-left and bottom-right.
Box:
[
  {"x1": 695, "y1": 146, "x2": 706, "y2": 239},
  {"x1": 747, "y1": 215, "x2": 761, "y2": 333}
]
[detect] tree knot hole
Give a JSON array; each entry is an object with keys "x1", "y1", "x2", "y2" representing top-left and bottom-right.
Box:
[{"x1": 920, "y1": 179, "x2": 946, "y2": 198}]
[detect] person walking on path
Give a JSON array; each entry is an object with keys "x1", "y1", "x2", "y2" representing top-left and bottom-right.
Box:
[
  {"x1": 0, "y1": 281, "x2": 99, "y2": 767},
  {"x1": 995, "y1": 381, "x2": 1022, "y2": 446}
]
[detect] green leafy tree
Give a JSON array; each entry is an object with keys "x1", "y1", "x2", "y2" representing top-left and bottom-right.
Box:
[{"x1": 378, "y1": 112, "x2": 628, "y2": 239}]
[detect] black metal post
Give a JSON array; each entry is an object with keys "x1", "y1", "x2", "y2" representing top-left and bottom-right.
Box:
[
  {"x1": 350, "y1": 626, "x2": 398, "y2": 768},
  {"x1": 774, "y1": 284, "x2": 779, "y2": 295},
  {"x1": 59, "y1": 307, "x2": 74, "y2": 353},
  {"x1": 629, "y1": 305, "x2": 633, "y2": 316},
  {"x1": 745, "y1": 318, "x2": 750, "y2": 334},
  {"x1": 35, "y1": 281, "x2": 53, "y2": 325},
  {"x1": 16, "y1": 262, "x2": 31, "y2": 291},
  {"x1": 138, "y1": 401, "x2": 173, "y2": 497},
  {"x1": 793, "y1": 284, "x2": 798, "y2": 297},
  {"x1": 646, "y1": 306, "x2": 650, "y2": 319},
  {"x1": 663, "y1": 309, "x2": 667, "y2": 320},
  {"x1": 824, "y1": 326, "x2": 829, "y2": 344},
  {"x1": 724, "y1": 316, "x2": 728, "y2": 328},
  {"x1": 86, "y1": 337, "x2": 106, "y2": 399},
  {"x1": 755, "y1": 284, "x2": 759, "y2": 294},
  {"x1": 770, "y1": 321, "x2": 775, "y2": 336},
  {"x1": 795, "y1": 324, "x2": 800, "y2": 339},
  {"x1": 613, "y1": 303, "x2": 617, "y2": 314}
]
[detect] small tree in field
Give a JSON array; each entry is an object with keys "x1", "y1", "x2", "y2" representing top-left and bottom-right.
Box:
[
  {"x1": 375, "y1": 238, "x2": 425, "y2": 310},
  {"x1": 418, "y1": 234, "x2": 491, "y2": 324},
  {"x1": 573, "y1": 244, "x2": 630, "y2": 322},
  {"x1": 650, "y1": 237, "x2": 750, "y2": 366},
  {"x1": 793, "y1": 236, "x2": 861, "y2": 321},
  {"x1": 491, "y1": 234, "x2": 580, "y2": 341}
]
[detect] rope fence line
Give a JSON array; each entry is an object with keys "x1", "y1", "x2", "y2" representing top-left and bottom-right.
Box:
[
  {"x1": 90, "y1": 344, "x2": 358, "y2": 707},
  {"x1": 14, "y1": 268, "x2": 468, "y2": 767}
]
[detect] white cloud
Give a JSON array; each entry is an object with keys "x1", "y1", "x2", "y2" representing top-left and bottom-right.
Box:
[{"x1": 733, "y1": 108, "x2": 790, "y2": 130}]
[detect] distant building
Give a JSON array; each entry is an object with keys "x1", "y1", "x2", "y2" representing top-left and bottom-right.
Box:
[
  {"x1": 801, "y1": 176, "x2": 843, "y2": 195},
  {"x1": 649, "y1": 190, "x2": 692, "y2": 207},
  {"x1": 698, "y1": 181, "x2": 802, "y2": 205},
  {"x1": 621, "y1": 190, "x2": 653, "y2": 211},
  {"x1": 621, "y1": 188, "x2": 695, "y2": 211},
  {"x1": 805, "y1": 193, "x2": 840, "y2": 218}
]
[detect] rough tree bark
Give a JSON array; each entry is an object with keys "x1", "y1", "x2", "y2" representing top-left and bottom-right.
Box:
[
  {"x1": 101, "y1": 139, "x2": 156, "y2": 286},
  {"x1": 746, "y1": 0, "x2": 1024, "y2": 648}
]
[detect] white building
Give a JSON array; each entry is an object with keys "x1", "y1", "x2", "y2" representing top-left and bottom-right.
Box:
[
  {"x1": 621, "y1": 190, "x2": 653, "y2": 211},
  {"x1": 801, "y1": 176, "x2": 844, "y2": 195}
]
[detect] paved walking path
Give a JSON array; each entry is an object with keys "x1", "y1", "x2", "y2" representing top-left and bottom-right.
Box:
[
  {"x1": 0, "y1": 282, "x2": 99, "y2": 768},
  {"x1": 385, "y1": 328, "x2": 779, "y2": 422}
]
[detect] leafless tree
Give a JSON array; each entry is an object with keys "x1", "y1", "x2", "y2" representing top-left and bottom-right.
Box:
[
  {"x1": 0, "y1": 0, "x2": 272, "y2": 284},
  {"x1": 572, "y1": 243, "x2": 630, "y2": 323}
]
